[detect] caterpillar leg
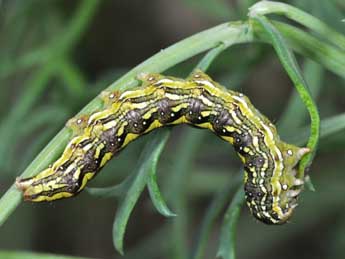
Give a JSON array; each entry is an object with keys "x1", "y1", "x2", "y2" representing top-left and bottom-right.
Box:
[
  {"x1": 136, "y1": 72, "x2": 165, "y2": 85},
  {"x1": 66, "y1": 114, "x2": 89, "y2": 136},
  {"x1": 100, "y1": 90, "x2": 121, "y2": 108},
  {"x1": 188, "y1": 69, "x2": 213, "y2": 81}
]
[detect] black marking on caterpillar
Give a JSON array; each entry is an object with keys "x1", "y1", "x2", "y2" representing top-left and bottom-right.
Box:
[{"x1": 16, "y1": 70, "x2": 310, "y2": 224}]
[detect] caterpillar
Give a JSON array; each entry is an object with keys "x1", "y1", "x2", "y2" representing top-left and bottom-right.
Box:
[{"x1": 16, "y1": 70, "x2": 309, "y2": 224}]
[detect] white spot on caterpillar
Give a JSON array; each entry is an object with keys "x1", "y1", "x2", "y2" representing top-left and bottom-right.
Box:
[
  {"x1": 282, "y1": 184, "x2": 288, "y2": 190},
  {"x1": 287, "y1": 149, "x2": 293, "y2": 156}
]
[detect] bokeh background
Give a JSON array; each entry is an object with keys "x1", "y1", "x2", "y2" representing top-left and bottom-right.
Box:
[{"x1": 0, "y1": 0, "x2": 344, "y2": 259}]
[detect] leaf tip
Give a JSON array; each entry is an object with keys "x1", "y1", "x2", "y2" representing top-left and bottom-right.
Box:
[{"x1": 114, "y1": 239, "x2": 124, "y2": 255}]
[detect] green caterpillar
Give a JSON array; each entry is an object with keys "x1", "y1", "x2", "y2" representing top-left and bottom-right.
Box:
[{"x1": 16, "y1": 70, "x2": 309, "y2": 224}]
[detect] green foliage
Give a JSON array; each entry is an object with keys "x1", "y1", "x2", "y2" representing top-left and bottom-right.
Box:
[
  {"x1": 0, "y1": 1, "x2": 344, "y2": 259},
  {"x1": 112, "y1": 130, "x2": 170, "y2": 254},
  {"x1": 217, "y1": 186, "x2": 245, "y2": 259}
]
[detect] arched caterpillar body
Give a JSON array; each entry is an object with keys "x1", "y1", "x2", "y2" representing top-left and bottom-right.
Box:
[{"x1": 16, "y1": 70, "x2": 309, "y2": 224}]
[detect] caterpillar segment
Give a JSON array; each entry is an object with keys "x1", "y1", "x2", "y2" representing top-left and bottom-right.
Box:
[{"x1": 16, "y1": 70, "x2": 310, "y2": 224}]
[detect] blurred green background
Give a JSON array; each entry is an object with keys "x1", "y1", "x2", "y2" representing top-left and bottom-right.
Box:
[{"x1": 0, "y1": 0, "x2": 344, "y2": 259}]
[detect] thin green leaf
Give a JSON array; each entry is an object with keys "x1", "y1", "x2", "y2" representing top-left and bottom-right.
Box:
[
  {"x1": 216, "y1": 185, "x2": 245, "y2": 259},
  {"x1": 195, "y1": 43, "x2": 226, "y2": 71},
  {"x1": 249, "y1": 1, "x2": 345, "y2": 51},
  {"x1": 252, "y1": 15, "x2": 320, "y2": 179},
  {"x1": 273, "y1": 21, "x2": 345, "y2": 80},
  {"x1": 192, "y1": 174, "x2": 242, "y2": 259},
  {"x1": 252, "y1": 21, "x2": 345, "y2": 80},
  {"x1": 113, "y1": 130, "x2": 170, "y2": 255},
  {"x1": 278, "y1": 60, "x2": 323, "y2": 135},
  {"x1": 147, "y1": 170, "x2": 177, "y2": 218}
]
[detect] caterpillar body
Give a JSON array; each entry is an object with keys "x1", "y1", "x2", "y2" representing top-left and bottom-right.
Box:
[{"x1": 16, "y1": 70, "x2": 309, "y2": 224}]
